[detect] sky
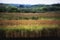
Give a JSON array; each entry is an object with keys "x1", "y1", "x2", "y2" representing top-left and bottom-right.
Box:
[{"x1": 0, "y1": 0, "x2": 60, "y2": 5}]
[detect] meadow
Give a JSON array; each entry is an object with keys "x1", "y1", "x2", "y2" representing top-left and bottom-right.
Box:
[
  {"x1": 0, "y1": 12, "x2": 60, "y2": 20},
  {"x1": 0, "y1": 12, "x2": 60, "y2": 37}
]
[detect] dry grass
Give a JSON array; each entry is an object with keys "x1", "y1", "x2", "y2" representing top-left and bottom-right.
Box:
[
  {"x1": 0, "y1": 13, "x2": 60, "y2": 17},
  {"x1": 0, "y1": 20, "x2": 60, "y2": 25},
  {"x1": 0, "y1": 12, "x2": 60, "y2": 37},
  {"x1": 0, "y1": 20, "x2": 60, "y2": 31}
]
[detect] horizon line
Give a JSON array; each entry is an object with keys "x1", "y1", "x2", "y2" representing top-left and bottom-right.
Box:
[{"x1": 0, "y1": 2, "x2": 60, "y2": 5}]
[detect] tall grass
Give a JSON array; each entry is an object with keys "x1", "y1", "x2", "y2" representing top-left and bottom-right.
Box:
[
  {"x1": 0, "y1": 13, "x2": 60, "y2": 20},
  {"x1": 0, "y1": 25, "x2": 60, "y2": 37}
]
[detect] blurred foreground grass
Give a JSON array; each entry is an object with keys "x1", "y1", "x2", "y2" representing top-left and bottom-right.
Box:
[{"x1": 0, "y1": 24, "x2": 59, "y2": 31}]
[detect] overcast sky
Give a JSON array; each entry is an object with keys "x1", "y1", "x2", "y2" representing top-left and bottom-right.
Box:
[{"x1": 0, "y1": 0, "x2": 60, "y2": 4}]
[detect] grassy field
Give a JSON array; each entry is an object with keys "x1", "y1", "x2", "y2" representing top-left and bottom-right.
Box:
[
  {"x1": 0, "y1": 20, "x2": 60, "y2": 37},
  {"x1": 0, "y1": 12, "x2": 60, "y2": 37},
  {"x1": 0, "y1": 20, "x2": 60, "y2": 31},
  {"x1": 0, "y1": 12, "x2": 60, "y2": 20}
]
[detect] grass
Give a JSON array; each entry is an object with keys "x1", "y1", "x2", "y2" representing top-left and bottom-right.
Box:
[
  {"x1": 0, "y1": 12, "x2": 60, "y2": 37},
  {"x1": 0, "y1": 24, "x2": 59, "y2": 31},
  {"x1": 0, "y1": 13, "x2": 60, "y2": 20},
  {"x1": 0, "y1": 20, "x2": 60, "y2": 31}
]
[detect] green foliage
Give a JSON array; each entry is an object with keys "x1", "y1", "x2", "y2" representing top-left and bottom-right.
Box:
[
  {"x1": 0, "y1": 3, "x2": 60, "y2": 13},
  {"x1": 31, "y1": 16, "x2": 38, "y2": 20}
]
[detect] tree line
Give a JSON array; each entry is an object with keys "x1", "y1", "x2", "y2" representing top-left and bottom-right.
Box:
[{"x1": 0, "y1": 3, "x2": 60, "y2": 13}]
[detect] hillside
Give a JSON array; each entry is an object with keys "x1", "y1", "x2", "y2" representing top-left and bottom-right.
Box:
[{"x1": 0, "y1": 3, "x2": 60, "y2": 13}]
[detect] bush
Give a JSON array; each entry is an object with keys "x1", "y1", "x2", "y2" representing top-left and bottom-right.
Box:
[{"x1": 31, "y1": 16, "x2": 38, "y2": 20}]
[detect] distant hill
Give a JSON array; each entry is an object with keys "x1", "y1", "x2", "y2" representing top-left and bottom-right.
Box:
[
  {"x1": 0, "y1": 3, "x2": 48, "y2": 8},
  {"x1": 0, "y1": 3, "x2": 60, "y2": 13},
  {"x1": 0, "y1": 3, "x2": 60, "y2": 8}
]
